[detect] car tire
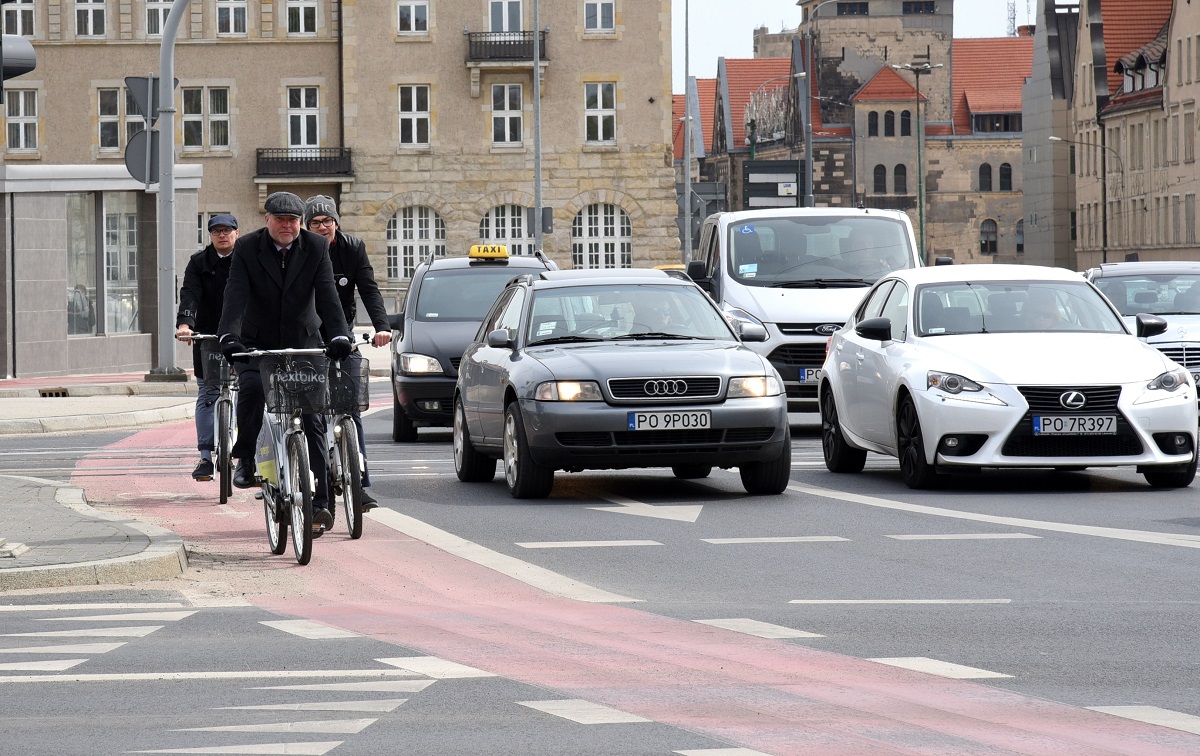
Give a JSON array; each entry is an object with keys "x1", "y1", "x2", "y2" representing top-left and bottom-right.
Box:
[
  {"x1": 392, "y1": 393, "x2": 418, "y2": 443},
  {"x1": 739, "y1": 432, "x2": 791, "y2": 495},
  {"x1": 820, "y1": 386, "x2": 867, "y2": 474},
  {"x1": 453, "y1": 398, "x2": 496, "y2": 483},
  {"x1": 671, "y1": 464, "x2": 712, "y2": 479},
  {"x1": 1143, "y1": 451, "x2": 1197, "y2": 488},
  {"x1": 896, "y1": 395, "x2": 938, "y2": 489},
  {"x1": 503, "y1": 402, "x2": 554, "y2": 499}
]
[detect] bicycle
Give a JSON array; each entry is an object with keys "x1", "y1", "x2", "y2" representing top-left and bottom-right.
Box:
[
  {"x1": 325, "y1": 338, "x2": 371, "y2": 539},
  {"x1": 176, "y1": 333, "x2": 238, "y2": 504},
  {"x1": 239, "y1": 347, "x2": 330, "y2": 566}
]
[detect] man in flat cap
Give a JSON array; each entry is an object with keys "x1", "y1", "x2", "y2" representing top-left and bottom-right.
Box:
[
  {"x1": 218, "y1": 191, "x2": 353, "y2": 536},
  {"x1": 176, "y1": 213, "x2": 239, "y2": 481}
]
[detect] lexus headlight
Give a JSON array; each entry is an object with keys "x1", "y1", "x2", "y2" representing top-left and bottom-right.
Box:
[
  {"x1": 1147, "y1": 368, "x2": 1190, "y2": 392},
  {"x1": 728, "y1": 375, "x2": 781, "y2": 398},
  {"x1": 535, "y1": 380, "x2": 603, "y2": 401},
  {"x1": 927, "y1": 370, "x2": 1006, "y2": 405},
  {"x1": 723, "y1": 307, "x2": 769, "y2": 339},
  {"x1": 400, "y1": 353, "x2": 443, "y2": 374}
]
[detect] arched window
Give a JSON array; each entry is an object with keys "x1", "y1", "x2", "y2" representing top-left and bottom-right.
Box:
[
  {"x1": 900, "y1": 110, "x2": 911, "y2": 136},
  {"x1": 980, "y1": 219, "x2": 998, "y2": 255},
  {"x1": 571, "y1": 203, "x2": 632, "y2": 269},
  {"x1": 386, "y1": 206, "x2": 447, "y2": 280},
  {"x1": 868, "y1": 111, "x2": 879, "y2": 137},
  {"x1": 894, "y1": 164, "x2": 908, "y2": 195},
  {"x1": 979, "y1": 163, "x2": 993, "y2": 192},
  {"x1": 479, "y1": 204, "x2": 531, "y2": 255},
  {"x1": 873, "y1": 164, "x2": 887, "y2": 194},
  {"x1": 884, "y1": 110, "x2": 895, "y2": 137},
  {"x1": 1015, "y1": 219, "x2": 1024, "y2": 254},
  {"x1": 999, "y1": 163, "x2": 1013, "y2": 191}
]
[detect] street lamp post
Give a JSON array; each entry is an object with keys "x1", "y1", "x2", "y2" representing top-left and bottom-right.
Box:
[
  {"x1": 682, "y1": 0, "x2": 691, "y2": 262},
  {"x1": 892, "y1": 61, "x2": 942, "y2": 263},
  {"x1": 1049, "y1": 135, "x2": 1125, "y2": 264},
  {"x1": 800, "y1": 0, "x2": 839, "y2": 207}
]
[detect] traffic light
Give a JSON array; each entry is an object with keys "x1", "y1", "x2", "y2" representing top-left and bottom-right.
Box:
[{"x1": 1, "y1": 33, "x2": 37, "y2": 104}]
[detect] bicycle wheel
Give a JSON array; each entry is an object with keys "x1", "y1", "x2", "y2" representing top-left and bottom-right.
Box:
[
  {"x1": 216, "y1": 398, "x2": 234, "y2": 504},
  {"x1": 263, "y1": 483, "x2": 287, "y2": 555},
  {"x1": 287, "y1": 432, "x2": 314, "y2": 565},
  {"x1": 339, "y1": 417, "x2": 364, "y2": 539}
]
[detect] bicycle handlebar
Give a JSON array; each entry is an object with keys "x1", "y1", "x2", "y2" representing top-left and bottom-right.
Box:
[
  {"x1": 175, "y1": 332, "x2": 219, "y2": 343},
  {"x1": 233, "y1": 347, "x2": 328, "y2": 359}
]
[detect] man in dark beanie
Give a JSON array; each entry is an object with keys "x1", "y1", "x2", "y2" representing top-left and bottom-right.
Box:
[{"x1": 304, "y1": 194, "x2": 392, "y2": 509}]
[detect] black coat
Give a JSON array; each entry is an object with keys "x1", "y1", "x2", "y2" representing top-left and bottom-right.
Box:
[
  {"x1": 218, "y1": 228, "x2": 350, "y2": 352},
  {"x1": 176, "y1": 244, "x2": 234, "y2": 378},
  {"x1": 329, "y1": 230, "x2": 390, "y2": 332}
]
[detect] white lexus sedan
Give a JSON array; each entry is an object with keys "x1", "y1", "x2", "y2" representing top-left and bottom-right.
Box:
[{"x1": 818, "y1": 264, "x2": 1198, "y2": 489}]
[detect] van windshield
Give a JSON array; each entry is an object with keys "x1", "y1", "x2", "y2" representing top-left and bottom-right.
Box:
[{"x1": 725, "y1": 216, "x2": 914, "y2": 288}]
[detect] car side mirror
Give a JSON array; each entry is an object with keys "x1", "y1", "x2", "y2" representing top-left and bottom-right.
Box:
[
  {"x1": 855, "y1": 317, "x2": 892, "y2": 342},
  {"x1": 738, "y1": 322, "x2": 768, "y2": 342},
  {"x1": 934, "y1": 256, "x2": 954, "y2": 266},
  {"x1": 387, "y1": 312, "x2": 403, "y2": 337},
  {"x1": 1136, "y1": 313, "x2": 1168, "y2": 339},
  {"x1": 486, "y1": 328, "x2": 514, "y2": 349}
]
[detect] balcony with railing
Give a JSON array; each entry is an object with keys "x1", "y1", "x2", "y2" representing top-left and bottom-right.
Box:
[
  {"x1": 464, "y1": 31, "x2": 549, "y2": 97},
  {"x1": 255, "y1": 148, "x2": 353, "y2": 178}
]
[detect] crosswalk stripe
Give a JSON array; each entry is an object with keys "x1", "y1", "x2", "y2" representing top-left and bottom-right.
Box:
[
  {"x1": 173, "y1": 719, "x2": 377, "y2": 734},
  {"x1": 251, "y1": 680, "x2": 434, "y2": 693},
  {"x1": 701, "y1": 536, "x2": 848, "y2": 544},
  {"x1": 0, "y1": 603, "x2": 183, "y2": 612},
  {"x1": 886, "y1": 533, "x2": 1042, "y2": 540},
  {"x1": 0, "y1": 642, "x2": 126, "y2": 654},
  {"x1": 517, "y1": 540, "x2": 662, "y2": 549},
  {"x1": 39, "y1": 611, "x2": 196, "y2": 622},
  {"x1": 869, "y1": 657, "x2": 1012, "y2": 679},
  {"x1": 376, "y1": 656, "x2": 495, "y2": 679},
  {"x1": 519, "y1": 699, "x2": 650, "y2": 724},
  {"x1": 258, "y1": 621, "x2": 360, "y2": 640},
  {"x1": 127, "y1": 742, "x2": 342, "y2": 755},
  {"x1": 675, "y1": 749, "x2": 774, "y2": 756},
  {"x1": 1087, "y1": 706, "x2": 1200, "y2": 735},
  {"x1": 218, "y1": 700, "x2": 406, "y2": 713},
  {"x1": 693, "y1": 618, "x2": 824, "y2": 639},
  {"x1": 0, "y1": 658, "x2": 88, "y2": 672},
  {"x1": 0, "y1": 626, "x2": 163, "y2": 638},
  {"x1": 790, "y1": 599, "x2": 1010, "y2": 605}
]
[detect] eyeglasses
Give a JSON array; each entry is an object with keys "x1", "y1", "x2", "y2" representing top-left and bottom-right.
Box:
[
  {"x1": 209, "y1": 228, "x2": 236, "y2": 236},
  {"x1": 308, "y1": 218, "x2": 337, "y2": 229}
]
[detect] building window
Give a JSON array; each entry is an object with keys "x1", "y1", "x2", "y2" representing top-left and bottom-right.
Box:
[
  {"x1": 585, "y1": 82, "x2": 616, "y2": 143},
  {"x1": 103, "y1": 193, "x2": 140, "y2": 333},
  {"x1": 146, "y1": 0, "x2": 169, "y2": 36},
  {"x1": 3, "y1": 0, "x2": 35, "y2": 35},
  {"x1": 67, "y1": 194, "x2": 98, "y2": 336},
  {"x1": 837, "y1": 2, "x2": 869, "y2": 16},
  {"x1": 999, "y1": 163, "x2": 1012, "y2": 191},
  {"x1": 98, "y1": 88, "x2": 146, "y2": 151},
  {"x1": 5, "y1": 89, "x2": 37, "y2": 150},
  {"x1": 1185, "y1": 112, "x2": 1195, "y2": 164},
  {"x1": 1186, "y1": 193, "x2": 1196, "y2": 244},
  {"x1": 67, "y1": 192, "x2": 140, "y2": 336},
  {"x1": 585, "y1": 0, "x2": 614, "y2": 31},
  {"x1": 902, "y1": 1, "x2": 935, "y2": 12},
  {"x1": 287, "y1": 0, "x2": 317, "y2": 35},
  {"x1": 183, "y1": 87, "x2": 230, "y2": 151},
  {"x1": 397, "y1": 1, "x2": 428, "y2": 33},
  {"x1": 973, "y1": 113, "x2": 1022, "y2": 133},
  {"x1": 979, "y1": 219, "x2": 998, "y2": 255},
  {"x1": 884, "y1": 110, "x2": 895, "y2": 137},
  {"x1": 288, "y1": 86, "x2": 319, "y2": 152},
  {"x1": 217, "y1": 0, "x2": 247, "y2": 35},
  {"x1": 572, "y1": 203, "x2": 632, "y2": 269},
  {"x1": 867, "y1": 111, "x2": 878, "y2": 137},
  {"x1": 398, "y1": 84, "x2": 430, "y2": 146},
  {"x1": 979, "y1": 163, "x2": 993, "y2": 192},
  {"x1": 1070, "y1": 210, "x2": 1076, "y2": 242},
  {"x1": 490, "y1": 0, "x2": 522, "y2": 31},
  {"x1": 386, "y1": 207, "x2": 446, "y2": 280},
  {"x1": 479, "y1": 205, "x2": 530, "y2": 256},
  {"x1": 900, "y1": 109, "x2": 911, "y2": 136},
  {"x1": 894, "y1": 164, "x2": 907, "y2": 195},
  {"x1": 873, "y1": 164, "x2": 886, "y2": 194},
  {"x1": 77, "y1": 0, "x2": 105, "y2": 37},
  {"x1": 1015, "y1": 220, "x2": 1024, "y2": 254},
  {"x1": 492, "y1": 84, "x2": 523, "y2": 144}
]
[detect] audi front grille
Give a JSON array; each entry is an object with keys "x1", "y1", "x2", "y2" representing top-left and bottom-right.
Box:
[{"x1": 607, "y1": 376, "x2": 722, "y2": 401}]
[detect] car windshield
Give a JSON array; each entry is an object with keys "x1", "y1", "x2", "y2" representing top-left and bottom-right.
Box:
[
  {"x1": 525, "y1": 284, "x2": 737, "y2": 344},
  {"x1": 727, "y1": 216, "x2": 914, "y2": 287},
  {"x1": 414, "y1": 267, "x2": 521, "y2": 321},
  {"x1": 1094, "y1": 272, "x2": 1200, "y2": 317},
  {"x1": 915, "y1": 280, "x2": 1127, "y2": 336}
]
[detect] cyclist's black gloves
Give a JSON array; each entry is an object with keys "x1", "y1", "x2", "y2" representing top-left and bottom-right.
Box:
[
  {"x1": 219, "y1": 334, "x2": 250, "y2": 363},
  {"x1": 325, "y1": 337, "x2": 352, "y2": 361}
]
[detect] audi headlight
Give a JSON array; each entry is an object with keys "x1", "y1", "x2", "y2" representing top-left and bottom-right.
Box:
[
  {"x1": 927, "y1": 371, "x2": 1006, "y2": 405},
  {"x1": 1147, "y1": 367, "x2": 1190, "y2": 392},
  {"x1": 728, "y1": 375, "x2": 781, "y2": 398},
  {"x1": 723, "y1": 307, "x2": 769, "y2": 339},
  {"x1": 535, "y1": 381, "x2": 603, "y2": 401},
  {"x1": 400, "y1": 353, "x2": 443, "y2": 375}
]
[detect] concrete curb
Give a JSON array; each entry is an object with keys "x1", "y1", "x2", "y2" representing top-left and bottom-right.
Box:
[
  {"x1": 0, "y1": 382, "x2": 198, "y2": 399},
  {"x1": 0, "y1": 402, "x2": 195, "y2": 435},
  {"x1": 0, "y1": 486, "x2": 187, "y2": 591}
]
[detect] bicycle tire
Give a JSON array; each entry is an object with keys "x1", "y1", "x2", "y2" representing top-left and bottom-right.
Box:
[
  {"x1": 217, "y1": 398, "x2": 234, "y2": 504},
  {"x1": 339, "y1": 417, "x2": 364, "y2": 539},
  {"x1": 263, "y1": 483, "x2": 287, "y2": 555},
  {"x1": 287, "y1": 432, "x2": 314, "y2": 565}
]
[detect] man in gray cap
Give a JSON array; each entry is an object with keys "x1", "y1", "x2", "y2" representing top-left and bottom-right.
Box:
[
  {"x1": 218, "y1": 191, "x2": 353, "y2": 536},
  {"x1": 176, "y1": 213, "x2": 239, "y2": 481},
  {"x1": 304, "y1": 194, "x2": 391, "y2": 509}
]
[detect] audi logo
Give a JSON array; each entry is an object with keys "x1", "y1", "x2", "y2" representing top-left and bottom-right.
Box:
[
  {"x1": 644, "y1": 379, "x2": 688, "y2": 396},
  {"x1": 815, "y1": 323, "x2": 840, "y2": 336},
  {"x1": 1059, "y1": 390, "x2": 1087, "y2": 410}
]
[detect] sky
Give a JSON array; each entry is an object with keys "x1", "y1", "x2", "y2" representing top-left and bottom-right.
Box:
[{"x1": 672, "y1": 0, "x2": 1034, "y2": 92}]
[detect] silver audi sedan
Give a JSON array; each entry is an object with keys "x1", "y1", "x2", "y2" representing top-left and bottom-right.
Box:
[{"x1": 453, "y1": 269, "x2": 791, "y2": 498}]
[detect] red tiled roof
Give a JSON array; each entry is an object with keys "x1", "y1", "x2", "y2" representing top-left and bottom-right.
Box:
[
  {"x1": 1100, "y1": 0, "x2": 1172, "y2": 96},
  {"x1": 672, "y1": 94, "x2": 686, "y2": 159},
  {"x1": 951, "y1": 37, "x2": 1033, "y2": 134},
  {"x1": 722, "y1": 58, "x2": 793, "y2": 151},
  {"x1": 852, "y1": 66, "x2": 923, "y2": 103}
]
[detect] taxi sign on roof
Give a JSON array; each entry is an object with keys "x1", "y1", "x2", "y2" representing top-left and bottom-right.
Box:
[{"x1": 469, "y1": 244, "x2": 509, "y2": 259}]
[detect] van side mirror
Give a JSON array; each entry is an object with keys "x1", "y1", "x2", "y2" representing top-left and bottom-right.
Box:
[
  {"x1": 686, "y1": 259, "x2": 708, "y2": 282},
  {"x1": 855, "y1": 317, "x2": 892, "y2": 342},
  {"x1": 486, "y1": 328, "x2": 514, "y2": 349}
]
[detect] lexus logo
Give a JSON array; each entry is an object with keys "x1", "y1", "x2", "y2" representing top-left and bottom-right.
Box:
[
  {"x1": 815, "y1": 323, "x2": 840, "y2": 336},
  {"x1": 644, "y1": 379, "x2": 688, "y2": 396},
  {"x1": 1059, "y1": 391, "x2": 1087, "y2": 410}
]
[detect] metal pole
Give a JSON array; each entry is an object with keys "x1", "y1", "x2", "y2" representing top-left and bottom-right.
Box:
[
  {"x1": 916, "y1": 68, "x2": 925, "y2": 262},
  {"x1": 682, "y1": 0, "x2": 691, "y2": 262},
  {"x1": 1099, "y1": 130, "x2": 1109, "y2": 264},
  {"x1": 532, "y1": 0, "x2": 543, "y2": 254},
  {"x1": 802, "y1": 29, "x2": 814, "y2": 208}
]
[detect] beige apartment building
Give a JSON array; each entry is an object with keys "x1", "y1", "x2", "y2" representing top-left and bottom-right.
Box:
[{"x1": 1, "y1": 0, "x2": 677, "y2": 376}]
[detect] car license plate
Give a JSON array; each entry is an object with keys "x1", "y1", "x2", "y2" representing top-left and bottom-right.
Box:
[
  {"x1": 1032, "y1": 415, "x2": 1116, "y2": 435},
  {"x1": 628, "y1": 410, "x2": 711, "y2": 431},
  {"x1": 800, "y1": 367, "x2": 822, "y2": 383}
]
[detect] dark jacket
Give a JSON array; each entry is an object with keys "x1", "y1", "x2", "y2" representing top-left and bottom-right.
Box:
[
  {"x1": 176, "y1": 244, "x2": 234, "y2": 379},
  {"x1": 329, "y1": 230, "x2": 390, "y2": 332},
  {"x1": 217, "y1": 228, "x2": 350, "y2": 352}
]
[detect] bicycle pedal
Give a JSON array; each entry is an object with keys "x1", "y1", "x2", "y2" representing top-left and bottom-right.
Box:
[
  {"x1": 254, "y1": 492, "x2": 264, "y2": 500},
  {"x1": 310, "y1": 525, "x2": 326, "y2": 539}
]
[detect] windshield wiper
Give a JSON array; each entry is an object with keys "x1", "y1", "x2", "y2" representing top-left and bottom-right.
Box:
[
  {"x1": 769, "y1": 278, "x2": 872, "y2": 289},
  {"x1": 527, "y1": 335, "x2": 603, "y2": 346},
  {"x1": 611, "y1": 332, "x2": 703, "y2": 340}
]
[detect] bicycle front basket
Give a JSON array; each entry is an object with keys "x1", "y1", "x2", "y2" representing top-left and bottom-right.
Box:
[
  {"x1": 200, "y1": 341, "x2": 230, "y2": 383},
  {"x1": 328, "y1": 358, "x2": 370, "y2": 413},
  {"x1": 263, "y1": 354, "x2": 330, "y2": 414}
]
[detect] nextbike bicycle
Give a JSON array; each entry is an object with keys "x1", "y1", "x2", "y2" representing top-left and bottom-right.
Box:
[
  {"x1": 325, "y1": 344, "x2": 371, "y2": 539},
  {"x1": 176, "y1": 333, "x2": 238, "y2": 503}
]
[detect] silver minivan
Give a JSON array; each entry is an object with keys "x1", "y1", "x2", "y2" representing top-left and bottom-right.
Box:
[{"x1": 687, "y1": 208, "x2": 925, "y2": 412}]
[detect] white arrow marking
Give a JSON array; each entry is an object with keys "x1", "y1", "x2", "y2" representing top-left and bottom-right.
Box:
[
  {"x1": 1, "y1": 626, "x2": 162, "y2": 638},
  {"x1": 588, "y1": 493, "x2": 702, "y2": 522},
  {"x1": 0, "y1": 642, "x2": 126, "y2": 654},
  {"x1": 219, "y1": 700, "x2": 406, "y2": 713},
  {"x1": 0, "y1": 658, "x2": 88, "y2": 671},
  {"x1": 252, "y1": 680, "x2": 434, "y2": 693},
  {"x1": 174, "y1": 719, "x2": 377, "y2": 734},
  {"x1": 127, "y1": 743, "x2": 342, "y2": 755}
]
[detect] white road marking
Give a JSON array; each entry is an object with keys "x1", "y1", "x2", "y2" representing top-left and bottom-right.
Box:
[
  {"x1": 1087, "y1": 706, "x2": 1200, "y2": 735},
  {"x1": 869, "y1": 657, "x2": 1013, "y2": 679},
  {"x1": 252, "y1": 680, "x2": 434, "y2": 693},
  {"x1": 128, "y1": 742, "x2": 342, "y2": 755},
  {"x1": 788, "y1": 482, "x2": 1200, "y2": 549},
  {"x1": 259, "y1": 621, "x2": 360, "y2": 640},
  {"x1": 588, "y1": 492, "x2": 703, "y2": 523},
  {"x1": 219, "y1": 700, "x2": 407, "y2": 713},
  {"x1": 516, "y1": 540, "x2": 662, "y2": 549},
  {"x1": 368, "y1": 509, "x2": 640, "y2": 603},
  {"x1": 376, "y1": 656, "x2": 495, "y2": 679},
  {"x1": 518, "y1": 699, "x2": 651, "y2": 724},
  {"x1": 701, "y1": 536, "x2": 849, "y2": 544},
  {"x1": 0, "y1": 658, "x2": 88, "y2": 672},
  {"x1": 216, "y1": 504, "x2": 249, "y2": 519},
  {"x1": 0, "y1": 626, "x2": 162, "y2": 638},
  {"x1": 790, "y1": 599, "x2": 1010, "y2": 605},
  {"x1": 694, "y1": 618, "x2": 824, "y2": 639},
  {"x1": 676, "y1": 749, "x2": 774, "y2": 756},
  {"x1": 0, "y1": 642, "x2": 126, "y2": 654},
  {"x1": 0, "y1": 603, "x2": 183, "y2": 612},
  {"x1": 0, "y1": 669, "x2": 424, "y2": 684},
  {"x1": 174, "y1": 719, "x2": 377, "y2": 734},
  {"x1": 886, "y1": 533, "x2": 1042, "y2": 540},
  {"x1": 39, "y1": 610, "x2": 197, "y2": 622}
]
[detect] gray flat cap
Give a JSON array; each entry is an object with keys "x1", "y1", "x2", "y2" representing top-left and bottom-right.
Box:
[{"x1": 264, "y1": 191, "x2": 305, "y2": 218}]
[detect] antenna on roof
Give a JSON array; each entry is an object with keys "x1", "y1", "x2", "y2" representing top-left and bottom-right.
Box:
[{"x1": 1007, "y1": 1, "x2": 1016, "y2": 36}]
